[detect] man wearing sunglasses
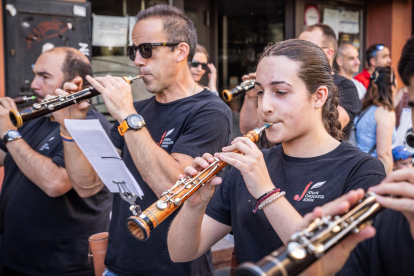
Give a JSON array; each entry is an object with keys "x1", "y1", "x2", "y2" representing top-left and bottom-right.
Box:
[
  {"x1": 53, "y1": 4, "x2": 232, "y2": 276},
  {"x1": 355, "y1": 43, "x2": 392, "y2": 89}
]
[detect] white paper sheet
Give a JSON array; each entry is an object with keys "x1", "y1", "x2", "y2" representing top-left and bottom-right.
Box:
[
  {"x1": 323, "y1": 8, "x2": 340, "y2": 38},
  {"x1": 65, "y1": 119, "x2": 144, "y2": 198},
  {"x1": 92, "y1": 14, "x2": 128, "y2": 47},
  {"x1": 339, "y1": 11, "x2": 359, "y2": 34}
]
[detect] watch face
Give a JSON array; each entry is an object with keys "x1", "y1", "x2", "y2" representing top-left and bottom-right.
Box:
[
  {"x1": 127, "y1": 114, "x2": 144, "y2": 130},
  {"x1": 129, "y1": 115, "x2": 141, "y2": 127},
  {"x1": 8, "y1": 131, "x2": 20, "y2": 139}
]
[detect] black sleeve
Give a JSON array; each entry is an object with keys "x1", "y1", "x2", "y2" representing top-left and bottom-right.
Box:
[
  {"x1": 205, "y1": 168, "x2": 239, "y2": 226},
  {"x1": 171, "y1": 108, "x2": 232, "y2": 158},
  {"x1": 0, "y1": 141, "x2": 7, "y2": 153},
  {"x1": 336, "y1": 239, "x2": 371, "y2": 276},
  {"x1": 337, "y1": 77, "x2": 362, "y2": 123},
  {"x1": 85, "y1": 110, "x2": 112, "y2": 134},
  {"x1": 343, "y1": 158, "x2": 386, "y2": 194},
  {"x1": 109, "y1": 121, "x2": 124, "y2": 151}
]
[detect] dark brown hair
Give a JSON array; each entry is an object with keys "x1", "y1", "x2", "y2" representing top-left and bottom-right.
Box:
[
  {"x1": 195, "y1": 44, "x2": 209, "y2": 60},
  {"x1": 258, "y1": 39, "x2": 342, "y2": 140},
  {"x1": 398, "y1": 36, "x2": 414, "y2": 86},
  {"x1": 361, "y1": 66, "x2": 395, "y2": 112},
  {"x1": 136, "y1": 5, "x2": 197, "y2": 61}
]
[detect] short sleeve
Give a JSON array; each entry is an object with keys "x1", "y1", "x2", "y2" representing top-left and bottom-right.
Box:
[
  {"x1": 343, "y1": 158, "x2": 386, "y2": 194},
  {"x1": 337, "y1": 78, "x2": 362, "y2": 123},
  {"x1": 171, "y1": 107, "x2": 231, "y2": 158},
  {"x1": 205, "y1": 168, "x2": 238, "y2": 226},
  {"x1": 109, "y1": 121, "x2": 124, "y2": 151}
]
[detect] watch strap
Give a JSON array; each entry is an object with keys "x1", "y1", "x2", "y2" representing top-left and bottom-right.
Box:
[
  {"x1": 2, "y1": 130, "x2": 22, "y2": 146},
  {"x1": 118, "y1": 120, "x2": 130, "y2": 136}
]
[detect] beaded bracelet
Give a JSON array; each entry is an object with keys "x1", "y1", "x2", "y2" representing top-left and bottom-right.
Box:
[
  {"x1": 60, "y1": 132, "x2": 74, "y2": 142},
  {"x1": 253, "y1": 188, "x2": 280, "y2": 213},
  {"x1": 258, "y1": 191, "x2": 286, "y2": 210}
]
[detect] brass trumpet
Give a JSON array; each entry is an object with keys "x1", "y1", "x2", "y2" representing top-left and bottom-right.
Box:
[
  {"x1": 127, "y1": 123, "x2": 273, "y2": 241},
  {"x1": 222, "y1": 79, "x2": 255, "y2": 102},
  {"x1": 9, "y1": 75, "x2": 143, "y2": 128}
]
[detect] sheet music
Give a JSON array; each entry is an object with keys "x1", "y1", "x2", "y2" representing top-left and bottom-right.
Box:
[{"x1": 65, "y1": 119, "x2": 144, "y2": 198}]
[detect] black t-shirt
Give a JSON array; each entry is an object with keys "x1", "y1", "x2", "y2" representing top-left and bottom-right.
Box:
[
  {"x1": 338, "y1": 209, "x2": 414, "y2": 276},
  {"x1": 106, "y1": 90, "x2": 232, "y2": 276},
  {"x1": 205, "y1": 141, "x2": 385, "y2": 264},
  {"x1": 334, "y1": 73, "x2": 362, "y2": 139},
  {"x1": 0, "y1": 110, "x2": 113, "y2": 276}
]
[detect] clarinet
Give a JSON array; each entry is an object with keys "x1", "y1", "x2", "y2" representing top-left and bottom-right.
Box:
[
  {"x1": 127, "y1": 123, "x2": 273, "y2": 241},
  {"x1": 13, "y1": 96, "x2": 37, "y2": 104},
  {"x1": 235, "y1": 192, "x2": 382, "y2": 276},
  {"x1": 9, "y1": 75, "x2": 143, "y2": 128},
  {"x1": 222, "y1": 80, "x2": 255, "y2": 102}
]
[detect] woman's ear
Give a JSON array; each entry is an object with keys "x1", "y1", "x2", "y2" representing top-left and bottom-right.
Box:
[
  {"x1": 69, "y1": 76, "x2": 84, "y2": 90},
  {"x1": 313, "y1": 86, "x2": 329, "y2": 109},
  {"x1": 176, "y1": 43, "x2": 190, "y2": 63}
]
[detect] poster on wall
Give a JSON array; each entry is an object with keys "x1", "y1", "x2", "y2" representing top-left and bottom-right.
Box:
[
  {"x1": 339, "y1": 11, "x2": 359, "y2": 34},
  {"x1": 304, "y1": 5, "x2": 320, "y2": 26},
  {"x1": 92, "y1": 14, "x2": 128, "y2": 47},
  {"x1": 128, "y1": 16, "x2": 137, "y2": 46},
  {"x1": 323, "y1": 8, "x2": 339, "y2": 38}
]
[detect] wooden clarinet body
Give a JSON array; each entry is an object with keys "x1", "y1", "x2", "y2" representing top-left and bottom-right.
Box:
[{"x1": 127, "y1": 123, "x2": 273, "y2": 241}]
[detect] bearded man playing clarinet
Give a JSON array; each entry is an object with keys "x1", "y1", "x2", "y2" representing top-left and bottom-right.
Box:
[
  {"x1": 53, "y1": 5, "x2": 232, "y2": 276},
  {"x1": 0, "y1": 47, "x2": 112, "y2": 275}
]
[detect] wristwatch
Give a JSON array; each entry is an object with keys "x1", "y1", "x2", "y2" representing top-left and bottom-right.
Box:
[
  {"x1": 2, "y1": 130, "x2": 22, "y2": 146},
  {"x1": 118, "y1": 114, "x2": 146, "y2": 136}
]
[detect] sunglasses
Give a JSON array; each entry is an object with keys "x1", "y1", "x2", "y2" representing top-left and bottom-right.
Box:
[
  {"x1": 190, "y1": 60, "x2": 208, "y2": 70},
  {"x1": 371, "y1": 44, "x2": 385, "y2": 57},
  {"x1": 127, "y1": 42, "x2": 180, "y2": 60}
]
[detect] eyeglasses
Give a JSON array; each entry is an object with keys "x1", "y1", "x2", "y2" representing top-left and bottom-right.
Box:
[
  {"x1": 190, "y1": 60, "x2": 208, "y2": 70},
  {"x1": 371, "y1": 44, "x2": 385, "y2": 58},
  {"x1": 127, "y1": 42, "x2": 180, "y2": 60}
]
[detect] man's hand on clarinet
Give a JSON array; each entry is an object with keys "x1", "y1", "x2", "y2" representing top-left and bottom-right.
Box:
[
  {"x1": 0, "y1": 97, "x2": 18, "y2": 138},
  {"x1": 86, "y1": 75, "x2": 136, "y2": 123},
  {"x1": 53, "y1": 77, "x2": 90, "y2": 135},
  {"x1": 295, "y1": 189, "x2": 376, "y2": 276}
]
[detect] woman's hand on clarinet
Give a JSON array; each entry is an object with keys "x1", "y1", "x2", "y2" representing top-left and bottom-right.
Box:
[
  {"x1": 53, "y1": 77, "x2": 90, "y2": 134},
  {"x1": 369, "y1": 168, "x2": 414, "y2": 239},
  {"x1": 298, "y1": 189, "x2": 376, "y2": 276},
  {"x1": 180, "y1": 153, "x2": 222, "y2": 207},
  {"x1": 217, "y1": 137, "x2": 274, "y2": 199}
]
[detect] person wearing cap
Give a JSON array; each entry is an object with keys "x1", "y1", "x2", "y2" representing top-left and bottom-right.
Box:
[
  {"x1": 354, "y1": 44, "x2": 392, "y2": 89},
  {"x1": 392, "y1": 145, "x2": 413, "y2": 170}
]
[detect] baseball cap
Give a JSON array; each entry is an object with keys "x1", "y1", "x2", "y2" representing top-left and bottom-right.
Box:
[{"x1": 392, "y1": 146, "x2": 413, "y2": 161}]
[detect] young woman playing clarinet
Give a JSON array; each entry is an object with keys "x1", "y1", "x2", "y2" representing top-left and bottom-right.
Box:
[{"x1": 167, "y1": 39, "x2": 386, "y2": 269}]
